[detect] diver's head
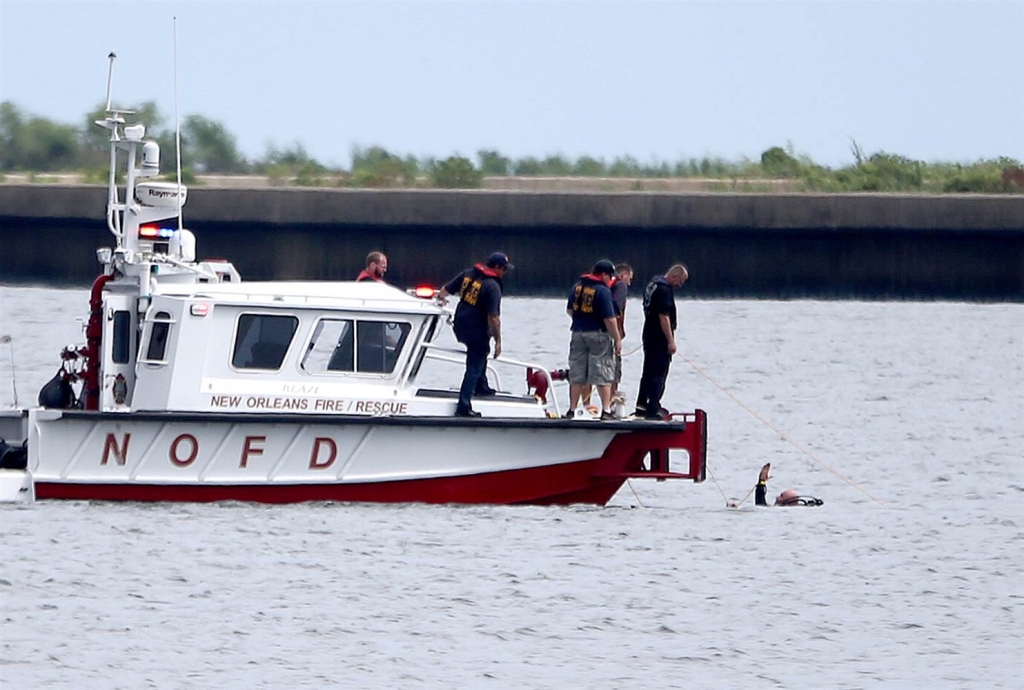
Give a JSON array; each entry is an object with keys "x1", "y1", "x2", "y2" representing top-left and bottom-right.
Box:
[{"x1": 775, "y1": 489, "x2": 800, "y2": 506}]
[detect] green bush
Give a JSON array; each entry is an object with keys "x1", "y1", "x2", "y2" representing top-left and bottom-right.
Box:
[
  {"x1": 430, "y1": 156, "x2": 482, "y2": 189},
  {"x1": 608, "y1": 155, "x2": 641, "y2": 177},
  {"x1": 573, "y1": 156, "x2": 606, "y2": 176},
  {"x1": 478, "y1": 149, "x2": 510, "y2": 176},
  {"x1": 640, "y1": 161, "x2": 672, "y2": 178},
  {"x1": 348, "y1": 168, "x2": 394, "y2": 188},
  {"x1": 864, "y1": 153, "x2": 923, "y2": 191},
  {"x1": 294, "y1": 162, "x2": 326, "y2": 187},
  {"x1": 541, "y1": 155, "x2": 573, "y2": 176},
  {"x1": 347, "y1": 146, "x2": 412, "y2": 187},
  {"x1": 943, "y1": 168, "x2": 1004, "y2": 193},
  {"x1": 760, "y1": 147, "x2": 801, "y2": 178},
  {"x1": 1, "y1": 102, "x2": 81, "y2": 171},
  {"x1": 513, "y1": 157, "x2": 543, "y2": 176}
]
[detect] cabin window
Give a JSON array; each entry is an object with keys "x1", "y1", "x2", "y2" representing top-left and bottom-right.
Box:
[
  {"x1": 407, "y1": 316, "x2": 439, "y2": 381},
  {"x1": 145, "y1": 311, "x2": 173, "y2": 361},
  {"x1": 232, "y1": 313, "x2": 299, "y2": 370},
  {"x1": 112, "y1": 310, "x2": 132, "y2": 364},
  {"x1": 302, "y1": 319, "x2": 411, "y2": 375},
  {"x1": 302, "y1": 319, "x2": 355, "y2": 373},
  {"x1": 357, "y1": 321, "x2": 411, "y2": 373}
]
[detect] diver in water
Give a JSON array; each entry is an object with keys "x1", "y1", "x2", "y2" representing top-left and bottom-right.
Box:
[{"x1": 754, "y1": 463, "x2": 824, "y2": 507}]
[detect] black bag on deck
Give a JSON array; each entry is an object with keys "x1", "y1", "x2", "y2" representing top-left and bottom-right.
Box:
[
  {"x1": 0, "y1": 439, "x2": 27, "y2": 470},
  {"x1": 38, "y1": 370, "x2": 75, "y2": 409}
]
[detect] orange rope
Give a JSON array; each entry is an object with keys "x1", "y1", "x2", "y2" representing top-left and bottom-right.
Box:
[
  {"x1": 730, "y1": 484, "x2": 757, "y2": 509},
  {"x1": 705, "y1": 464, "x2": 741, "y2": 507},
  {"x1": 626, "y1": 479, "x2": 646, "y2": 508},
  {"x1": 679, "y1": 354, "x2": 885, "y2": 506}
]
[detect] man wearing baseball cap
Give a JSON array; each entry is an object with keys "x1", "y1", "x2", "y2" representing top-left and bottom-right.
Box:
[{"x1": 438, "y1": 252, "x2": 514, "y2": 417}]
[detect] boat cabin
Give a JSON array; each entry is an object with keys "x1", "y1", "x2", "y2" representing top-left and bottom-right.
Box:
[{"x1": 90, "y1": 274, "x2": 551, "y2": 418}]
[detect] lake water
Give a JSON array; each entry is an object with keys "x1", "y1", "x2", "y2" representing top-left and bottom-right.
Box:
[{"x1": 1, "y1": 286, "x2": 1022, "y2": 689}]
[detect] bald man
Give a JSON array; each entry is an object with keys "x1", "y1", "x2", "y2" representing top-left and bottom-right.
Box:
[{"x1": 634, "y1": 263, "x2": 688, "y2": 420}]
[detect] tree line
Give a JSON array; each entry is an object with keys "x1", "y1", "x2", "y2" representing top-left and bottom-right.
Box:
[{"x1": 1, "y1": 101, "x2": 1021, "y2": 193}]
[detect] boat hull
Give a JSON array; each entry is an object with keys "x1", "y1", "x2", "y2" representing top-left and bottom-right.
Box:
[{"x1": 27, "y1": 409, "x2": 707, "y2": 505}]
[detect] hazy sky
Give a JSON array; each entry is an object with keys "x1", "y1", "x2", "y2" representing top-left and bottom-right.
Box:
[{"x1": 2, "y1": 1, "x2": 1022, "y2": 169}]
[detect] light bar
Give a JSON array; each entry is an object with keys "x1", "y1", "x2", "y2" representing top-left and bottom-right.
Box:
[
  {"x1": 413, "y1": 285, "x2": 437, "y2": 298},
  {"x1": 139, "y1": 225, "x2": 176, "y2": 239}
]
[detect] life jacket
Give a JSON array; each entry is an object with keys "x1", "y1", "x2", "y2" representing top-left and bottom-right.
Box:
[
  {"x1": 570, "y1": 274, "x2": 606, "y2": 316},
  {"x1": 457, "y1": 264, "x2": 502, "y2": 307},
  {"x1": 608, "y1": 275, "x2": 630, "y2": 317},
  {"x1": 452, "y1": 265, "x2": 503, "y2": 344}
]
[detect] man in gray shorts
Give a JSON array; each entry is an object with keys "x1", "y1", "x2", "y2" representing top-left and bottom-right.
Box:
[{"x1": 565, "y1": 260, "x2": 623, "y2": 420}]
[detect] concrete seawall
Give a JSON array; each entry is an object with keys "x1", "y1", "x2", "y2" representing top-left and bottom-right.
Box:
[{"x1": 2, "y1": 185, "x2": 1022, "y2": 299}]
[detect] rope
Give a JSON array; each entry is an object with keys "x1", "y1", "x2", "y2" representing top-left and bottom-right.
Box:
[
  {"x1": 626, "y1": 479, "x2": 645, "y2": 508},
  {"x1": 679, "y1": 353, "x2": 885, "y2": 506},
  {"x1": 704, "y1": 464, "x2": 734, "y2": 507},
  {"x1": 623, "y1": 341, "x2": 879, "y2": 505},
  {"x1": 729, "y1": 484, "x2": 757, "y2": 509},
  {"x1": 621, "y1": 342, "x2": 643, "y2": 357}
]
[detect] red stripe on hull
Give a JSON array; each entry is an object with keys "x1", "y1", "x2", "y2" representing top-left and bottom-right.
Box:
[{"x1": 35, "y1": 456, "x2": 628, "y2": 506}]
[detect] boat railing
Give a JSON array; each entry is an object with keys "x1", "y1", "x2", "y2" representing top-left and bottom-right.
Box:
[
  {"x1": 418, "y1": 344, "x2": 562, "y2": 417},
  {"x1": 177, "y1": 291, "x2": 443, "y2": 315},
  {"x1": 0, "y1": 335, "x2": 18, "y2": 410}
]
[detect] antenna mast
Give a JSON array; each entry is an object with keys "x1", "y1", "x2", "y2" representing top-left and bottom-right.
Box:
[
  {"x1": 104, "y1": 52, "x2": 117, "y2": 112},
  {"x1": 100, "y1": 51, "x2": 124, "y2": 244},
  {"x1": 173, "y1": 17, "x2": 184, "y2": 232}
]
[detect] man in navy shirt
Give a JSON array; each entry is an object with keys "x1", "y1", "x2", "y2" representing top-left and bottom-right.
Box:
[
  {"x1": 438, "y1": 252, "x2": 513, "y2": 417},
  {"x1": 566, "y1": 260, "x2": 623, "y2": 420},
  {"x1": 609, "y1": 263, "x2": 633, "y2": 396},
  {"x1": 635, "y1": 263, "x2": 688, "y2": 420}
]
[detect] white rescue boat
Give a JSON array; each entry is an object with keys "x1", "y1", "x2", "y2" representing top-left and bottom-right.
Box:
[{"x1": 0, "y1": 55, "x2": 706, "y2": 505}]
